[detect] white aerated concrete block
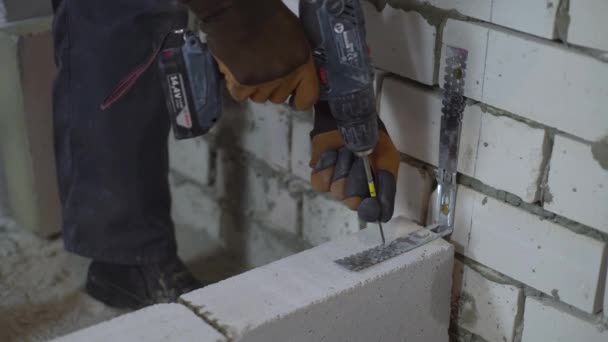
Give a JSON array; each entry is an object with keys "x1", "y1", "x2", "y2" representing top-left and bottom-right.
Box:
[
  {"x1": 453, "y1": 186, "x2": 606, "y2": 313},
  {"x1": 181, "y1": 219, "x2": 454, "y2": 342},
  {"x1": 290, "y1": 116, "x2": 313, "y2": 181},
  {"x1": 452, "y1": 261, "x2": 523, "y2": 342},
  {"x1": 428, "y1": 0, "x2": 557, "y2": 38},
  {"x1": 216, "y1": 150, "x2": 299, "y2": 234},
  {"x1": 302, "y1": 194, "x2": 360, "y2": 246},
  {"x1": 475, "y1": 114, "x2": 545, "y2": 202},
  {"x1": 568, "y1": 0, "x2": 608, "y2": 51},
  {"x1": 170, "y1": 176, "x2": 222, "y2": 241},
  {"x1": 393, "y1": 162, "x2": 433, "y2": 224},
  {"x1": 380, "y1": 77, "x2": 544, "y2": 202},
  {"x1": 363, "y1": 2, "x2": 437, "y2": 85},
  {"x1": 379, "y1": 77, "x2": 482, "y2": 177},
  {"x1": 441, "y1": 20, "x2": 608, "y2": 141},
  {"x1": 545, "y1": 135, "x2": 608, "y2": 234},
  {"x1": 521, "y1": 297, "x2": 608, "y2": 342},
  {"x1": 212, "y1": 208, "x2": 303, "y2": 268},
  {"x1": 245, "y1": 222, "x2": 303, "y2": 268},
  {"x1": 169, "y1": 137, "x2": 211, "y2": 186},
  {"x1": 221, "y1": 101, "x2": 291, "y2": 170},
  {"x1": 53, "y1": 304, "x2": 226, "y2": 342},
  {"x1": 483, "y1": 25, "x2": 608, "y2": 141},
  {"x1": 491, "y1": 0, "x2": 558, "y2": 38},
  {"x1": 0, "y1": 29, "x2": 61, "y2": 236}
]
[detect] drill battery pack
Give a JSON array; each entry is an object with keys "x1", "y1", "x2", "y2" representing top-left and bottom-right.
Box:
[{"x1": 158, "y1": 30, "x2": 222, "y2": 140}]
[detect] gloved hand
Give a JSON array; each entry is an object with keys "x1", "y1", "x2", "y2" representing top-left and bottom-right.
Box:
[
  {"x1": 310, "y1": 102, "x2": 400, "y2": 223},
  {"x1": 182, "y1": 0, "x2": 319, "y2": 110}
]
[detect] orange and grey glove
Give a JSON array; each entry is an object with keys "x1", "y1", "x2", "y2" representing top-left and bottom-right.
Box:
[
  {"x1": 182, "y1": 0, "x2": 319, "y2": 110},
  {"x1": 310, "y1": 102, "x2": 400, "y2": 223}
]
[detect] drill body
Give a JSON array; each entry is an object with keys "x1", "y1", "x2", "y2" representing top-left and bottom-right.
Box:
[
  {"x1": 300, "y1": 0, "x2": 379, "y2": 156},
  {"x1": 301, "y1": 0, "x2": 387, "y2": 242}
]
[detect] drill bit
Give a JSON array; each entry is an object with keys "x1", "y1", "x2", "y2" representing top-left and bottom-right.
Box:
[{"x1": 362, "y1": 156, "x2": 386, "y2": 245}]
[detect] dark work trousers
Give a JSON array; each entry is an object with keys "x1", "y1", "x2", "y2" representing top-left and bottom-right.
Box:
[{"x1": 52, "y1": 0, "x2": 188, "y2": 264}]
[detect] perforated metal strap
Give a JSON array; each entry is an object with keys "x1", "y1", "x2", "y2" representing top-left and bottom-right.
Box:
[
  {"x1": 335, "y1": 225, "x2": 441, "y2": 271},
  {"x1": 436, "y1": 46, "x2": 468, "y2": 229},
  {"x1": 334, "y1": 46, "x2": 469, "y2": 272}
]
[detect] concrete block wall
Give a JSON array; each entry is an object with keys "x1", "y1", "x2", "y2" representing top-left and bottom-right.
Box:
[
  {"x1": 57, "y1": 220, "x2": 455, "y2": 341},
  {"x1": 170, "y1": 95, "x2": 435, "y2": 267},
  {"x1": 181, "y1": 220, "x2": 453, "y2": 342},
  {"x1": 169, "y1": 99, "x2": 316, "y2": 269},
  {"x1": 170, "y1": 1, "x2": 608, "y2": 341},
  {"x1": 372, "y1": 1, "x2": 607, "y2": 341}
]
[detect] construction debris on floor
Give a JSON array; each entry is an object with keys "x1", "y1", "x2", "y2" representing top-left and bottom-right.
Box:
[{"x1": 0, "y1": 216, "x2": 245, "y2": 342}]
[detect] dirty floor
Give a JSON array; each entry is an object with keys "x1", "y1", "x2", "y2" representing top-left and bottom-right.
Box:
[{"x1": 0, "y1": 216, "x2": 247, "y2": 342}]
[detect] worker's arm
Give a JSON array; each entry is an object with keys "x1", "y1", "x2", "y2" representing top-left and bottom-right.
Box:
[
  {"x1": 180, "y1": 0, "x2": 319, "y2": 110},
  {"x1": 309, "y1": 102, "x2": 400, "y2": 223}
]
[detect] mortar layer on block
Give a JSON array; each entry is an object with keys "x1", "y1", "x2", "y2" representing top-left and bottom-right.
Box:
[{"x1": 181, "y1": 217, "x2": 454, "y2": 342}]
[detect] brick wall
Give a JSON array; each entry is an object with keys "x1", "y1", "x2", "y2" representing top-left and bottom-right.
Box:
[
  {"x1": 171, "y1": 1, "x2": 608, "y2": 340},
  {"x1": 169, "y1": 99, "x2": 319, "y2": 269},
  {"x1": 369, "y1": 1, "x2": 608, "y2": 341}
]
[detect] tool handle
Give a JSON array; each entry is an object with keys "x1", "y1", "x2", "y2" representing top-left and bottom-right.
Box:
[
  {"x1": 300, "y1": 0, "x2": 379, "y2": 154},
  {"x1": 182, "y1": 32, "x2": 222, "y2": 134},
  {"x1": 362, "y1": 157, "x2": 377, "y2": 198}
]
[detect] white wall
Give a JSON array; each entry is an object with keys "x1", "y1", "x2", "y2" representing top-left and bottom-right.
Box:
[
  {"x1": 363, "y1": 1, "x2": 608, "y2": 341},
  {"x1": 0, "y1": 21, "x2": 61, "y2": 237},
  {"x1": 2, "y1": 0, "x2": 605, "y2": 340}
]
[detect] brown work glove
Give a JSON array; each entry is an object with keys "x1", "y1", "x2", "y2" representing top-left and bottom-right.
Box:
[
  {"x1": 182, "y1": 0, "x2": 319, "y2": 110},
  {"x1": 310, "y1": 102, "x2": 400, "y2": 223}
]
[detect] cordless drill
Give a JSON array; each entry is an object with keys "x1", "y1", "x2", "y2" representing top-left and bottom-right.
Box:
[{"x1": 299, "y1": 0, "x2": 385, "y2": 242}]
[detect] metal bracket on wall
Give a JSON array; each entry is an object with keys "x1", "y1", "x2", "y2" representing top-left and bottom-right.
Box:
[{"x1": 335, "y1": 46, "x2": 469, "y2": 272}]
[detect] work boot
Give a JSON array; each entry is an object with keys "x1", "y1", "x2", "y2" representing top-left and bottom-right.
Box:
[{"x1": 85, "y1": 257, "x2": 203, "y2": 309}]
